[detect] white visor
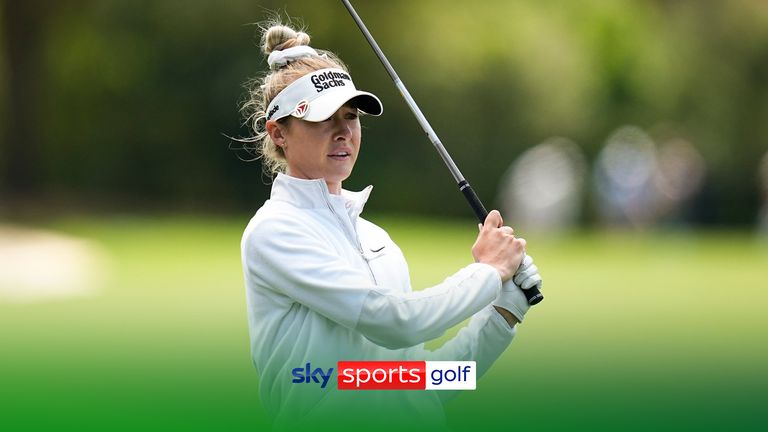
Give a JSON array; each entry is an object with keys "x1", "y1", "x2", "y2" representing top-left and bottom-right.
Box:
[{"x1": 265, "y1": 68, "x2": 383, "y2": 122}]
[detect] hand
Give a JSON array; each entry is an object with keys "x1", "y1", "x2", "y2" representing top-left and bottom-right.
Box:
[
  {"x1": 471, "y1": 210, "x2": 526, "y2": 282},
  {"x1": 493, "y1": 254, "x2": 543, "y2": 323},
  {"x1": 514, "y1": 254, "x2": 542, "y2": 290}
]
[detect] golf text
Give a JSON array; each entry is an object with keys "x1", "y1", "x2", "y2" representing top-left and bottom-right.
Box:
[{"x1": 337, "y1": 361, "x2": 476, "y2": 390}]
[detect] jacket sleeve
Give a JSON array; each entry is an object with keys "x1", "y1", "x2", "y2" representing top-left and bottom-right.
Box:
[{"x1": 243, "y1": 217, "x2": 502, "y2": 350}]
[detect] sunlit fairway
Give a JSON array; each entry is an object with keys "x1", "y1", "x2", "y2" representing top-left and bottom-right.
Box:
[{"x1": 1, "y1": 215, "x2": 766, "y2": 431}]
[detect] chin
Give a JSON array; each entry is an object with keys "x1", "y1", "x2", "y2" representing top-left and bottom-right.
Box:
[
  {"x1": 331, "y1": 164, "x2": 355, "y2": 178},
  {"x1": 329, "y1": 169, "x2": 354, "y2": 184}
]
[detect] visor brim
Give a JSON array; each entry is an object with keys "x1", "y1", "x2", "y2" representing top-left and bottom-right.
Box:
[{"x1": 298, "y1": 90, "x2": 383, "y2": 122}]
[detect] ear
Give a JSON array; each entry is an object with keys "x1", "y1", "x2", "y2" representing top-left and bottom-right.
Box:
[{"x1": 265, "y1": 120, "x2": 287, "y2": 146}]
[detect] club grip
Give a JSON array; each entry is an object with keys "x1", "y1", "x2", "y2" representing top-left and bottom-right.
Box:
[
  {"x1": 524, "y1": 285, "x2": 544, "y2": 305},
  {"x1": 459, "y1": 181, "x2": 544, "y2": 306},
  {"x1": 459, "y1": 180, "x2": 489, "y2": 222}
]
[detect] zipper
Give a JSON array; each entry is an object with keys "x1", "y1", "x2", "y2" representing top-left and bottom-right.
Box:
[{"x1": 320, "y1": 185, "x2": 378, "y2": 285}]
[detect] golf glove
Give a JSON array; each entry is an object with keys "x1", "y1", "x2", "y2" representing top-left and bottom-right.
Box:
[
  {"x1": 493, "y1": 254, "x2": 542, "y2": 323},
  {"x1": 514, "y1": 254, "x2": 542, "y2": 290}
]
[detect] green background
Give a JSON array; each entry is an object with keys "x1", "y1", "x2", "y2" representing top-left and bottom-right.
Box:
[
  {"x1": 2, "y1": 0, "x2": 768, "y2": 430},
  {"x1": 2, "y1": 216, "x2": 765, "y2": 431}
]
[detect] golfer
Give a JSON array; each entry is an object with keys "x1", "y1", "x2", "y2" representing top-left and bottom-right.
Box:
[{"x1": 240, "y1": 22, "x2": 543, "y2": 430}]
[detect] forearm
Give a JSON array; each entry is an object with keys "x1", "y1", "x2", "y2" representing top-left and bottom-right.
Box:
[
  {"x1": 356, "y1": 263, "x2": 501, "y2": 349},
  {"x1": 420, "y1": 305, "x2": 516, "y2": 404}
]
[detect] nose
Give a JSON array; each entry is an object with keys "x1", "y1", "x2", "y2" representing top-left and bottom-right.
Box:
[{"x1": 332, "y1": 117, "x2": 352, "y2": 142}]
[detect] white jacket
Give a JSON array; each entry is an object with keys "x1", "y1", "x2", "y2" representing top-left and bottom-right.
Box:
[{"x1": 242, "y1": 173, "x2": 516, "y2": 429}]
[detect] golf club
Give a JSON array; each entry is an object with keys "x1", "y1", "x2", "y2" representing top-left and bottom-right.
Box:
[{"x1": 341, "y1": 0, "x2": 543, "y2": 306}]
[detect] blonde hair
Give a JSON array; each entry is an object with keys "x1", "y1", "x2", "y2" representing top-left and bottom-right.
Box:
[{"x1": 238, "y1": 21, "x2": 349, "y2": 175}]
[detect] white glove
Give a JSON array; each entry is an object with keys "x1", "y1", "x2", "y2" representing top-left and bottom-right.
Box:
[
  {"x1": 493, "y1": 254, "x2": 542, "y2": 323},
  {"x1": 514, "y1": 254, "x2": 542, "y2": 290}
]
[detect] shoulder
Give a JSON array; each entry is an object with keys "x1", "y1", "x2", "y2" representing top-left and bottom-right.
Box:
[
  {"x1": 241, "y1": 201, "x2": 321, "y2": 251},
  {"x1": 357, "y1": 216, "x2": 390, "y2": 238}
]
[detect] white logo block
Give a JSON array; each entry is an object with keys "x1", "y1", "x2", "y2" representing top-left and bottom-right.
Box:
[{"x1": 424, "y1": 361, "x2": 476, "y2": 390}]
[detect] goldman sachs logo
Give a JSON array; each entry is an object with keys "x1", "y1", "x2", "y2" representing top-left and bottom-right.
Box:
[{"x1": 311, "y1": 70, "x2": 352, "y2": 92}]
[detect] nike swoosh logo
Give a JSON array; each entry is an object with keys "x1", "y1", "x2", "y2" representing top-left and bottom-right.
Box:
[{"x1": 370, "y1": 246, "x2": 385, "y2": 253}]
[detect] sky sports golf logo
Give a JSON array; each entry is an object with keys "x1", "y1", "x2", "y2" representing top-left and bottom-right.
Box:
[
  {"x1": 292, "y1": 361, "x2": 476, "y2": 391},
  {"x1": 339, "y1": 361, "x2": 476, "y2": 390}
]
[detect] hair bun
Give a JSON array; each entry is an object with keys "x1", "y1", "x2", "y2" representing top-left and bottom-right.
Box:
[{"x1": 262, "y1": 25, "x2": 312, "y2": 55}]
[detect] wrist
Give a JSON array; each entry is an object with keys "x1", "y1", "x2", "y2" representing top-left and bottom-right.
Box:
[
  {"x1": 493, "y1": 279, "x2": 530, "y2": 323},
  {"x1": 492, "y1": 266, "x2": 513, "y2": 283},
  {"x1": 494, "y1": 306, "x2": 519, "y2": 328}
]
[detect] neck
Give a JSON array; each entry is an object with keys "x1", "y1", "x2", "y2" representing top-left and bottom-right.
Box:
[{"x1": 326, "y1": 181, "x2": 342, "y2": 195}]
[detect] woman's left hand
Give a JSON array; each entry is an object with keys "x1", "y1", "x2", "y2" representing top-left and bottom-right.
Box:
[{"x1": 493, "y1": 254, "x2": 543, "y2": 325}]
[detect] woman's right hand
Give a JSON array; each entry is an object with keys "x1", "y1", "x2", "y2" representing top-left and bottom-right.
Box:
[{"x1": 471, "y1": 210, "x2": 526, "y2": 282}]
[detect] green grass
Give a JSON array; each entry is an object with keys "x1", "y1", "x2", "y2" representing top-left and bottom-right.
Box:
[{"x1": 1, "y1": 214, "x2": 767, "y2": 431}]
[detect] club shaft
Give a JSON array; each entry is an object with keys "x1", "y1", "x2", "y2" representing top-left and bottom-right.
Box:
[
  {"x1": 341, "y1": 0, "x2": 543, "y2": 306},
  {"x1": 342, "y1": 0, "x2": 465, "y2": 185}
]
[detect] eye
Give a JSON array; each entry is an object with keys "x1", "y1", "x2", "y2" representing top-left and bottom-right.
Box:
[{"x1": 345, "y1": 111, "x2": 359, "y2": 120}]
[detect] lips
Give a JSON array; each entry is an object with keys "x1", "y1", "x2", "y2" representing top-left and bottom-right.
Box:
[{"x1": 328, "y1": 148, "x2": 353, "y2": 160}]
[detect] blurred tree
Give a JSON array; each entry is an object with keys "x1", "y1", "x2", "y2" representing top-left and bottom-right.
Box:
[
  {"x1": 0, "y1": 0, "x2": 765, "y2": 224},
  {"x1": 0, "y1": 0, "x2": 50, "y2": 204}
]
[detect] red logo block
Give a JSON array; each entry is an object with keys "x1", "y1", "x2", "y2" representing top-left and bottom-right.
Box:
[{"x1": 338, "y1": 361, "x2": 425, "y2": 390}]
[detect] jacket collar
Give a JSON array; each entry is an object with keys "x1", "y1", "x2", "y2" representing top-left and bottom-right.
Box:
[{"x1": 270, "y1": 173, "x2": 373, "y2": 221}]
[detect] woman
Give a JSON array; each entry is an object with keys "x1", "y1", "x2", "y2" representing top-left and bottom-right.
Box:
[{"x1": 239, "y1": 22, "x2": 543, "y2": 430}]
